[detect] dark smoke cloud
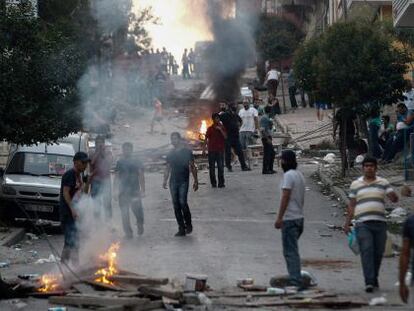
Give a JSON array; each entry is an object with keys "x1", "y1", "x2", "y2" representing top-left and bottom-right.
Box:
[{"x1": 205, "y1": 0, "x2": 257, "y2": 103}]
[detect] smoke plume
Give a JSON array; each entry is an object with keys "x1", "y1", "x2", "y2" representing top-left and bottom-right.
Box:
[{"x1": 205, "y1": 0, "x2": 257, "y2": 103}]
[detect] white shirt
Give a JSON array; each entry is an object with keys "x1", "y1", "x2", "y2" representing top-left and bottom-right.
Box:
[
  {"x1": 239, "y1": 107, "x2": 258, "y2": 132},
  {"x1": 280, "y1": 169, "x2": 305, "y2": 220},
  {"x1": 404, "y1": 89, "x2": 414, "y2": 112},
  {"x1": 266, "y1": 69, "x2": 280, "y2": 81}
]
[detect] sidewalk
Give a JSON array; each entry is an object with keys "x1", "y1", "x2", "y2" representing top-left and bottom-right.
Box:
[{"x1": 274, "y1": 107, "x2": 334, "y2": 149}]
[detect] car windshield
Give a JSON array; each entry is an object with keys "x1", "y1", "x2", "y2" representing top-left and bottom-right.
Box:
[{"x1": 6, "y1": 152, "x2": 73, "y2": 176}]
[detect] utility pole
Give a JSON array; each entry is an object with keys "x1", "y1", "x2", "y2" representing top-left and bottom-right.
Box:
[{"x1": 343, "y1": 0, "x2": 348, "y2": 21}]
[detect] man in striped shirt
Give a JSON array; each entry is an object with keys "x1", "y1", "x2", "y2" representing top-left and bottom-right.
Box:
[{"x1": 344, "y1": 156, "x2": 398, "y2": 293}]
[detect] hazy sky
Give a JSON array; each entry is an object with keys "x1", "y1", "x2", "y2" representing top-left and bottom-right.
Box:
[{"x1": 133, "y1": 0, "x2": 213, "y2": 60}]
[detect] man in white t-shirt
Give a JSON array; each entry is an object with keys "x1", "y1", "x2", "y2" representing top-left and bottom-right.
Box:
[
  {"x1": 403, "y1": 80, "x2": 414, "y2": 113},
  {"x1": 266, "y1": 67, "x2": 281, "y2": 98},
  {"x1": 274, "y1": 150, "x2": 306, "y2": 288},
  {"x1": 239, "y1": 99, "x2": 259, "y2": 168}
]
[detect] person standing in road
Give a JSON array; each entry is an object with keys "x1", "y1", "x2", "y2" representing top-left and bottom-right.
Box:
[
  {"x1": 239, "y1": 99, "x2": 259, "y2": 168},
  {"x1": 60, "y1": 152, "x2": 90, "y2": 266},
  {"x1": 182, "y1": 49, "x2": 190, "y2": 80},
  {"x1": 114, "y1": 142, "x2": 145, "y2": 239},
  {"x1": 150, "y1": 97, "x2": 166, "y2": 135},
  {"x1": 220, "y1": 103, "x2": 250, "y2": 172},
  {"x1": 163, "y1": 132, "x2": 198, "y2": 236},
  {"x1": 90, "y1": 135, "x2": 113, "y2": 221},
  {"x1": 203, "y1": 113, "x2": 227, "y2": 188},
  {"x1": 274, "y1": 150, "x2": 305, "y2": 288},
  {"x1": 260, "y1": 106, "x2": 276, "y2": 174},
  {"x1": 344, "y1": 156, "x2": 398, "y2": 293},
  {"x1": 188, "y1": 48, "x2": 195, "y2": 74},
  {"x1": 399, "y1": 213, "x2": 414, "y2": 306},
  {"x1": 288, "y1": 69, "x2": 298, "y2": 111},
  {"x1": 266, "y1": 66, "x2": 280, "y2": 98}
]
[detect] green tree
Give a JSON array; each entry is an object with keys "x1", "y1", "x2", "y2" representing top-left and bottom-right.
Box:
[
  {"x1": 294, "y1": 21, "x2": 409, "y2": 175},
  {"x1": 0, "y1": 0, "x2": 154, "y2": 144},
  {"x1": 255, "y1": 15, "x2": 304, "y2": 82},
  {"x1": 0, "y1": 3, "x2": 85, "y2": 145}
]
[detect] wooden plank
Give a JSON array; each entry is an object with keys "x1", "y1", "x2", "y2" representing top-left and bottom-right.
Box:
[
  {"x1": 85, "y1": 280, "x2": 127, "y2": 292},
  {"x1": 108, "y1": 275, "x2": 169, "y2": 286},
  {"x1": 49, "y1": 295, "x2": 150, "y2": 307},
  {"x1": 99, "y1": 301, "x2": 163, "y2": 311},
  {"x1": 138, "y1": 285, "x2": 183, "y2": 300},
  {"x1": 72, "y1": 282, "x2": 102, "y2": 294}
]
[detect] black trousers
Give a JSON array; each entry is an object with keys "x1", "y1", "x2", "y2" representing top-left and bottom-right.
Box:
[
  {"x1": 208, "y1": 151, "x2": 225, "y2": 186},
  {"x1": 262, "y1": 137, "x2": 275, "y2": 173},
  {"x1": 289, "y1": 86, "x2": 298, "y2": 108},
  {"x1": 225, "y1": 135, "x2": 248, "y2": 170}
]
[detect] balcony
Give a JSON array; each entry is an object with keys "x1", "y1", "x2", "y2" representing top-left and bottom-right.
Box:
[
  {"x1": 346, "y1": 0, "x2": 391, "y2": 9},
  {"x1": 393, "y1": 0, "x2": 414, "y2": 26}
]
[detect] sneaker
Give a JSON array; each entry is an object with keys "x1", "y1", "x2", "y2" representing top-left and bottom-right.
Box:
[
  {"x1": 365, "y1": 285, "x2": 374, "y2": 293},
  {"x1": 185, "y1": 225, "x2": 193, "y2": 234},
  {"x1": 137, "y1": 225, "x2": 144, "y2": 236},
  {"x1": 174, "y1": 230, "x2": 186, "y2": 237},
  {"x1": 212, "y1": 184, "x2": 217, "y2": 188},
  {"x1": 218, "y1": 184, "x2": 225, "y2": 188},
  {"x1": 227, "y1": 167, "x2": 233, "y2": 172},
  {"x1": 242, "y1": 167, "x2": 251, "y2": 171}
]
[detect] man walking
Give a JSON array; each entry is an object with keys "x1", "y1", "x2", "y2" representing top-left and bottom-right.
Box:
[
  {"x1": 260, "y1": 106, "x2": 276, "y2": 174},
  {"x1": 399, "y1": 213, "x2": 414, "y2": 305},
  {"x1": 288, "y1": 68, "x2": 298, "y2": 110},
  {"x1": 90, "y1": 135, "x2": 113, "y2": 221},
  {"x1": 239, "y1": 99, "x2": 259, "y2": 168},
  {"x1": 163, "y1": 132, "x2": 198, "y2": 236},
  {"x1": 182, "y1": 49, "x2": 190, "y2": 80},
  {"x1": 203, "y1": 113, "x2": 227, "y2": 188},
  {"x1": 60, "y1": 152, "x2": 89, "y2": 266},
  {"x1": 274, "y1": 150, "x2": 305, "y2": 288},
  {"x1": 344, "y1": 156, "x2": 398, "y2": 292},
  {"x1": 220, "y1": 103, "x2": 250, "y2": 172},
  {"x1": 114, "y1": 142, "x2": 145, "y2": 239},
  {"x1": 266, "y1": 66, "x2": 280, "y2": 98}
]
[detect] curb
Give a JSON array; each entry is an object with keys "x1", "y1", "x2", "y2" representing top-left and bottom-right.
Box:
[
  {"x1": 316, "y1": 166, "x2": 349, "y2": 206},
  {"x1": 0, "y1": 228, "x2": 26, "y2": 247}
]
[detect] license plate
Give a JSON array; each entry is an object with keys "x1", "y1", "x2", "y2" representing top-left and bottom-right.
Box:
[{"x1": 24, "y1": 204, "x2": 54, "y2": 213}]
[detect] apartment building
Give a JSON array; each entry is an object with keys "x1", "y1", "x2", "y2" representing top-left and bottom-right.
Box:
[{"x1": 393, "y1": 0, "x2": 414, "y2": 26}]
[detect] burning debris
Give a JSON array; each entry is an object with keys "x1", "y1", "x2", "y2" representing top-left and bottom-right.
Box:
[
  {"x1": 38, "y1": 274, "x2": 62, "y2": 293},
  {"x1": 94, "y1": 242, "x2": 120, "y2": 285}
]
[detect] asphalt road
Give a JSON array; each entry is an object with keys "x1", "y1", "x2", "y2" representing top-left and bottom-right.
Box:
[{"x1": 0, "y1": 162, "x2": 411, "y2": 310}]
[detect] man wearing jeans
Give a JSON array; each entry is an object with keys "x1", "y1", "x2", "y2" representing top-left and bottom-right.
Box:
[
  {"x1": 114, "y1": 142, "x2": 145, "y2": 239},
  {"x1": 275, "y1": 150, "x2": 305, "y2": 288},
  {"x1": 203, "y1": 113, "x2": 227, "y2": 188},
  {"x1": 59, "y1": 152, "x2": 89, "y2": 266},
  {"x1": 163, "y1": 132, "x2": 198, "y2": 236},
  {"x1": 239, "y1": 99, "x2": 259, "y2": 168},
  {"x1": 344, "y1": 156, "x2": 398, "y2": 293}
]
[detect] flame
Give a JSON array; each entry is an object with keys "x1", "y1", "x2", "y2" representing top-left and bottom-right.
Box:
[
  {"x1": 200, "y1": 120, "x2": 208, "y2": 135},
  {"x1": 95, "y1": 242, "x2": 120, "y2": 284},
  {"x1": 38, "y1": 274, "x2": 61, "y2": 292}
]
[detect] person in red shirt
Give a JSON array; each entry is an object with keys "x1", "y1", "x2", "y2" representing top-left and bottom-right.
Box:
[{"x1": 203, "y1": 113, "x2": 227, "y2": 188}]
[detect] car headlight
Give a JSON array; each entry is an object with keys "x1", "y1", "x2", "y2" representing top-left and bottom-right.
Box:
[{"x1": 2, "y1": 185, "x2": 17, "y2": 195}]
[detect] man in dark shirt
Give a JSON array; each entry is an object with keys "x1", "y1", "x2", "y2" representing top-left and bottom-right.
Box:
[
  {"x1": 260, "y1": 105, "x2": 276, "y2": 174},
  {"x1": 60, "y1": 151, "x2": 89, "y2": 265},
  {"x1": 219, "y1": 103, "x2": 250, "y2": 172},
  {"x1": 399, "y1": 214, "x2": 414, "y2": 305},
  {"x1": 163, "y1": 132, "x2": 198, "y2": 236},
  {"x1": 114, "y1": 142, "x2": 145, "y2": 239},
  {"x1": 203, "y1": 113, "x2": 227, "y2": 188}
]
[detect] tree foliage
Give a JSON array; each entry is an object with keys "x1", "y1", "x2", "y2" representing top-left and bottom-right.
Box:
[
  {"x1": 0, "y1": 0, "x2": 154, "y2": 145},
  {"x1": 256, "y1": 14, "x2": 304, "y2": 63},
  {"x1": 294, "y1": 21, "x2": 409, "y2": 109}
]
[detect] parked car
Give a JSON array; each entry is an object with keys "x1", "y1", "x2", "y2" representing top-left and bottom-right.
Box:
[{"x1": 0, "y1": 143, "x2": 75, "y2": 223}]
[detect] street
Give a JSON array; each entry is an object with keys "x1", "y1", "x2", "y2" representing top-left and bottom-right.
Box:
[{"x1": 0, "y1": 154, "x2": 409, "y2": 309}]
